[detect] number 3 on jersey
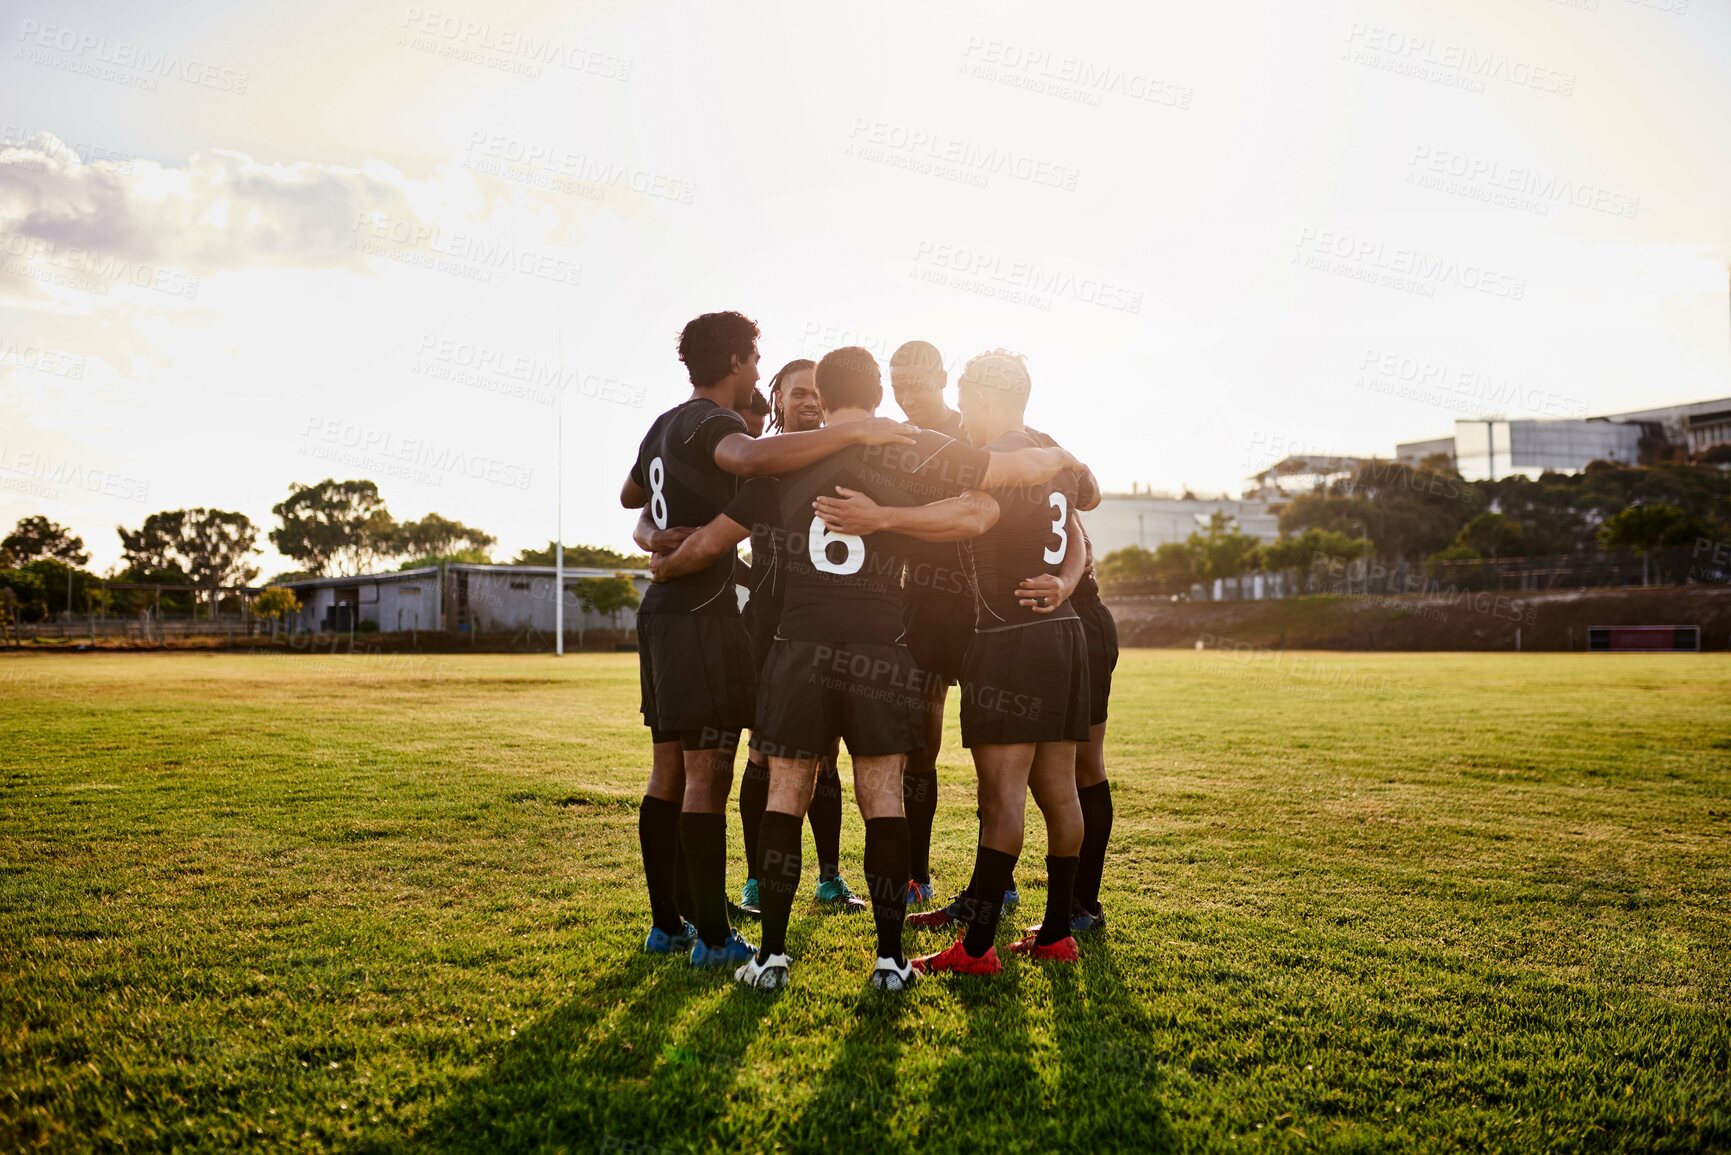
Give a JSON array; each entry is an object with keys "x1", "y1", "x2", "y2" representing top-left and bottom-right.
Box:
[
  {"x1": 648, "y1": 456, "x2": 669, "y2": 529},
  {"x1": 1044, "y1": 492, "x2": 1070, "y2": 564},
  {"x1": 808, "y1": 515, "x2": 865, "y2": 575}
]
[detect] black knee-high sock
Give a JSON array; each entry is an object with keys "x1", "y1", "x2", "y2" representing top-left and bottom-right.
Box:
[
  {"x1": 962, "y1": 846, "x2": 1018, "y2": 957},
  {"x1": 808, "y1": 757, "x2": 843, "y2": 880},
  {"x1": 1075, "y1": 781, "x2": 1113, "y2": 914},
  {"x1": 904, "y1": 766, "x2": 939, "y2": 883},
  {"x1": 679, "y1": 812, "x2": 731, "y2": 948},
  {"x1": 673, "y1": 834, "x2": 696, "y2": 926},
  {"x1": 863, "y1": 817, "x2": 910, "y2": 964},
  {"x1": 756, "y1": 810, "x2": 803, "y2": 960},
  {"x1": 638, "y1": 795, "x2": 684, "y2": 935},
  {"x1": 1038, "y1": 855, "x2": 1081, "y2": 945},
  {"x1": 739, "y1": 755, "x2": 770, "y2": 880}
]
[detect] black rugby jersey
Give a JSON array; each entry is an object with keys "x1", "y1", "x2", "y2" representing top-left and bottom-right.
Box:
[
  {"x1": 903, "y1": 408, "x2": 974, "y2": 606},
  {"x1": 630, "y1": 397, "x2": 748, "y2": 614},
  {"x1": 960, "y1": 427, "x2": 1081, "y2": 630},
  {"x1": 725, "y1": 476, "x2": 786, "y2": 621},
  {"x1": 772, "y1": 429, "x2": 989, "y2": 643}
]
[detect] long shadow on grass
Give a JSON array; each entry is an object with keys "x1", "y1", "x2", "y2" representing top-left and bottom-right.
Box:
[
  {"x1": 781, "y1": 983, "x2": 913, "y2": 1149},
  {"x1": 410, "y1": 923, "x2": 810, "y2": 1154},
  {"x1": 1049, "y1": 936, "x2": 1174, "y2": 1149}
]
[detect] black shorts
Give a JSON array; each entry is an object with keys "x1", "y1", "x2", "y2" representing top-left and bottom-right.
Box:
[
  {"x1": 753, "y1": 639, "x2": 928, "y2": 759},
  {"x1": 743, "y1": 593, "x2": 781, "y2": 676},
  {"x1": 903, "y1": 594, "x2": 976, "y2": 686},
  {"x1": 959, "y1": 618, "x2": 1090, "y2": 747},
  {"x1": 1074, "y1": 595, "x2": 1120, "y2": 728},
  {"x1": 638, "y1": 611, "x2": 755, "y2": 746}
]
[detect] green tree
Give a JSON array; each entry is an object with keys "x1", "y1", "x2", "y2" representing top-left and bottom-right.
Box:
[
  {"x1": 517, "y1": 541, "x2": 649, "y2": 568},
  {"x1": 1188, "y1": 512, "x2": 1263, "y2": 597},
  {"x1": 119, "y1": 509, "x2": 259, "y2": 613},
  {"x1": 1598, "y1": 503, "x2": 1703, "y2": 586},
  {"x1": 3, "y1": 516, "x2": 89, "y2": 566},
  {"x1": 568, "y1": 573, "x2": 641, "y2": 645},
  {"x1": 391, "y1": 513, "x2": 495, "y2": 564},
  {"x1": 1455, "y1": 512, "x2": 1525, "y2": 559},
  {"x1": 270, "y1": 479, "x2": 396, "y2": 576},
  {"x1": 397, "y1": 549, "x2": 491, "y2": 571},
  {"x1": 1097, "y1": 542, "x2": 1197, "y2": 595},
  {"x1": 254, "y1": 587, "x2": 301, "y2": 639},
  {"x1": 1257, "y1": 528, "x2": 1370, "y2": 595}
]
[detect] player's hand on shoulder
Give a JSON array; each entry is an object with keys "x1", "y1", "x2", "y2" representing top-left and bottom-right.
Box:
[
  {"x1": 849, "y1": 417, "x2": 919, "y2": 446},
  {"x1": 1016, "y1": 572, "x2": 1071, "y2": 614},
  {"x1": 812, "y1": 486, "x2": 888, "y2": 535}
]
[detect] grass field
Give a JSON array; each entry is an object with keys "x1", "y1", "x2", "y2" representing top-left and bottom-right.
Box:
[{"x1": 1, "y1": 650, "x2": 1728, "y2": 1153}]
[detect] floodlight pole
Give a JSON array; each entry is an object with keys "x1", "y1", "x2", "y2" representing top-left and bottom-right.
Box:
[{"x1": 554, "y1": 326, "x2": 565, "y2": 657}]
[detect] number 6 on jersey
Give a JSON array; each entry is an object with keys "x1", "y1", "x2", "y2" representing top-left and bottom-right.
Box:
[{"x1": 808, "y1": 514, "x2": 866, "y2": 576}]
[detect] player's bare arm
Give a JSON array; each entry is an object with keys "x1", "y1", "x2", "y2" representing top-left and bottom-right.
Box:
[
  {"x1": 621, "y1": 473, "x2": 649, "y2": 509},
  {"x1": 813, "y1": 487, "x2": 1000, "y2": 542},
  {"x1": 1075, "y1": 464, "x2": 1102, "y2": 511},
  {"x1": 1017, "y1": 510, "x2": 1088, "y2": 613},
  {"x1": 633, "y1": 509, "x2": 696, "y2": 555},
  {"x1": 650, "y1": 514, "x2": 750, "y2": 582},
  {"x1": 978, "y1": 445, "x2": 1085, "y2": 491},
  {"x1": 711, "y1": 417, "x2": 918, "y2": 478}
]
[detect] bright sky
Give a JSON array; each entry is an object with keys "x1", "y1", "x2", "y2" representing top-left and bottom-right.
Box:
[{"x1": 2, "y1": 0, "x2": 1727, "y2": 575}]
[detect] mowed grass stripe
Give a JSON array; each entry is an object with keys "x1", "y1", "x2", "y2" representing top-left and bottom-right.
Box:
[{"x1": 1, "y1": 651, "x2": 1726, "y2": 1152}]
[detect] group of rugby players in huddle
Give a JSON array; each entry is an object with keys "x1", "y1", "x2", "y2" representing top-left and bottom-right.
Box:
[{"x1": 622, "y1": 311, "x2": 1118, "y2": 992}]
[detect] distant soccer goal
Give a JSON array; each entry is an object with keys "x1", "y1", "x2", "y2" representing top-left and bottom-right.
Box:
[{"x1": 1587, "y1": 625, "x2": 1701, "y2": 653}]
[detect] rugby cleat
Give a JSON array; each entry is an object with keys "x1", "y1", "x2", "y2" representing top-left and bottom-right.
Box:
[
  {"x1": 643, "y1": 920, "x2": 698, "y2": 955},
  {"x1": 740, "y1": 877, "x2": 762, "y2": 912},
  {"x1": 814, "y1": 874, "x2": 868, "y2": 913},
  {"x1": 1002, "y1": 885, "x2": 1021, "y2": 910},
  {"x1": 904, "y1": 901, "x2": 965, "y2": 930},
  {"x1": 911, "y1": 937, "x2": 1002, "y2": 976},
  {"x1": 1007, "y1": 933, "x2": 1080, "y2": 962},
  {"x1": 868, "y1": 956, "x2": 919, "y2": 992},
  {"x1": 690, "y1": 929, "x2": 757, "y2": 969},
  {"x1": 1024, "y1": 904, "x2": 1106, "y2": 938},
  {"x1": 734, "y1": 950, "x2": 791, "y2": 991},
  {"x1": 904, "y1": 878, "x2": 936, "y2": 907}
]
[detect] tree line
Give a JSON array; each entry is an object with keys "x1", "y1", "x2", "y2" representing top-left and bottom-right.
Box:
[
  {"x1": 0, "y1": 478, "x2": 648, "y2": 623},
  {"x1": 1100, "y1": 457, "x2": 1731, "y2": 595}
]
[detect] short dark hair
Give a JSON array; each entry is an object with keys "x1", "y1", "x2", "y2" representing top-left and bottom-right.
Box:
[
  {"x1": 677, "y1": 311, "x2": 760, "y2": 387},
  {"x1": 890, "y1": 340, "x2": 944, "y2": 380},
  {"x1": 745, "y1": 388, "x2": 771, "y2": 416},
  {"x1": 815, "y1": 346, "x2": 882, "y2": 413},
  {"x1": 766, "y1": 358, "x2": 815, "y2": 432}
]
